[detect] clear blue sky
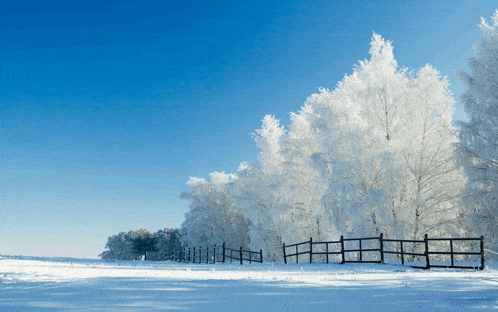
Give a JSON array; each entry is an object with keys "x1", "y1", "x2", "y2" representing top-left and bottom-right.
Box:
[{"x1": 1, "y1": 0, "x2": 496, "y2": 259}]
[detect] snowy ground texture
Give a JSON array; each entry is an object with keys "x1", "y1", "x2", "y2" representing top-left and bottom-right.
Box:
[{"x1": 1, "y1": 255, "x2": 498, "y2": 311}]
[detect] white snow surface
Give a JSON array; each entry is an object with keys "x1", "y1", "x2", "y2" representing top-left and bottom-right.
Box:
[{"x1": 1, "y1": 255, "x2": 498, "y2": 311}]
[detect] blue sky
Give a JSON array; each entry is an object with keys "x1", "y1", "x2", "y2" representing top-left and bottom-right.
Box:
[{"x1": 1, "y1": 0, "x2": 497, "y2": 259}]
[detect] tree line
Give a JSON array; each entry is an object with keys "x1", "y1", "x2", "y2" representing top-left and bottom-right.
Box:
[{"x1": 179, "y1": 11, "x2": 498, "y2": 262}]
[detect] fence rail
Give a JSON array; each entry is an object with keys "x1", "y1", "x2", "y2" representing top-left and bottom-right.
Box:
[
  {"x1": 283, "y1": 234, "x2": 485, "y2": 270},
  {"x1": 163, "y1": 243, "x2": 263, "y2": 264}
]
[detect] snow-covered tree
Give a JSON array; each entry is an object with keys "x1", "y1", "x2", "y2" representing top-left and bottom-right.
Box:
[
  {"x1": 277, "y1": 107, "x2": 333, "y2": 243},
  {"x1": 456, "y1": 10, "x2": 498, "y2": 254},
  {"x1": 234, "y1": 113, "x2": 333, "y2": 262},
  {"x1": 307, "y1": 33, "x2": 466, "y2": 241},
  {"x1": 235, "y1": 162, "x2": 284, "y2": 262},
  {"x1": 132, "y1": 229, "x2": 158, "y2": 260},
  {"x1": 155, "y1": 228, "x2": 181, "y2": 254},
  {"x1": 231, "y1": 115, "x2": 288, "y2": 262},
  {"x1": 401, "y1": 66, "x2": 467, "y2": 239},
  {"x1": 179, "y1": 172, "x2": 251, "y2": 249},
  {"x1": 99, "y1": 228, "x2": 181, "y2": 261},
  {"x1": 99, "y1": 231, "x2": 143, "y2": 261}
]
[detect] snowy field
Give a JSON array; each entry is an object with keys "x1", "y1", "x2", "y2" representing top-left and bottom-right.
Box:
[{"x1": 1, "y1": 255, "x2": 498, "y2": 311}]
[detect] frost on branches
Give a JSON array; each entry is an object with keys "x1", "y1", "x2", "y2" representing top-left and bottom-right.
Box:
[
  {"x1": 456, "y1": 10, "x2": 498, "y2": 256},
  {"x1": 99, "y1": 228, "x2": 181, "y2": 261},
  {"x1": 180, "y1": 33, "x2": 469, "y2": 261},
  {"x1": 179, "y1": 172, "x2": 252, "y2": 250},
  {"x1": 306, "y1": 33, "x2": 466, "y2": 241}
]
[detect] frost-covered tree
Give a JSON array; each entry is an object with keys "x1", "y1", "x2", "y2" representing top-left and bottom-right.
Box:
[
  {"x1": 99, "y1": 228, "x2": 180, "y2": 261},
  {"x1": 233, "y1": 113, "x2": 332, "y2": 262},
  {"x1": 307, "y1": 33, "x2": 466, "y2": 241},
  {"x1": 155, "y1": 228, "x2": 181, "y2": 254},
  {"x1": 99, "y1": 231, "x2": 143, "y2": 261},
  {"x1": 234, "y1": 115, "x2": 288, "y2": 262},
  {"x1": 456, "y1": 10, "x2": 498, "y2": 253},
  {"x1": 235, "y1": 161, "x2": 284, "y2": 262},
  {"x1": 132, "y1": 229, "x2": 158, "y2": 260},
  {"x1": 277, "y1": 107, "x2": 334, "y2": 242},
  {"x1": 402, "y1": 66, "x2": 466, "y2": 239},
  {"x1": 179, "y1": 172, "x2": 251, "y2": 249}
]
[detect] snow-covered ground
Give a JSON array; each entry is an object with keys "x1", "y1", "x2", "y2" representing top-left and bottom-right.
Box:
[{"x1": 1, "y1": 255, "x2": 497, "y2": 311}]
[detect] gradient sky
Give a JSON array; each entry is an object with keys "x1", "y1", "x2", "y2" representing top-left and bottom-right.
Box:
[{"x1": 1, "y1": 0, "x2": 497, "y2": 259}]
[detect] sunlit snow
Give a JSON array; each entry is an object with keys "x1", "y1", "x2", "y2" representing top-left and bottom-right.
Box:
[{"x1": 1, "y1": 255, "x2": 497, "y2": 311}]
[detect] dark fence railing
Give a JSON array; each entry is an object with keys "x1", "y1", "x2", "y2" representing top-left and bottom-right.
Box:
[
  {"x1": 342, "y1": 235, "x2": 383, "y2": 264},
  {"x1": 283, "y1": 234, "x2": 485, "y2": 270},
  {"x1": 381, "y1": 237, "x2": 425, "y2": 266},
  {"x1": 162, "y1": 243, "x2": 263, "y2": 264},
  {"x1": 224, "y1": 246, "x2": 263, "y2": 264}
]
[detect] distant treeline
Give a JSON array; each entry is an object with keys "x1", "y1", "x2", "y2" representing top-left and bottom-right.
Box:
[{"x1": 99, "y1": 228, "x2": 181, "y2": 261}]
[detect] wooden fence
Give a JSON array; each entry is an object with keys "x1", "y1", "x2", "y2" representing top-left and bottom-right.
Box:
[
  {"x1": 283, "y1": 234, "x2": 485, "y2": 270},
  {"x1": 162, "y1": 243, "x2": 263, "y2": 264}
]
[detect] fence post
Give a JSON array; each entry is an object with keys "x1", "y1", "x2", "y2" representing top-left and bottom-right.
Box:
[
  {"x1": 450, "y1": 239, "x2": 454, "y2": 267},
  {"x1": 213, "y1": 245, "x2": 216, "y2": 264},
  {"x1": 380, "y1": 233, "x2": 384, "y2": 264},
  {"x1": 340, "y1": 235, "x2": 345, "y2": 264},
  {"x1": 309, "y1": 237, "x2": 313, "y2": 264},
  {"x1": 240, "y1": 246, "x2": 243, "y2": 265},
  {"x1": 480, "y1": 236, "x2": 485, "y2": 270},
  {"x1": 283, "y1": 243, "x2": 287, "y2": 264},
  {"x1": 326, "y1": 243, "x2": 329, "y2": 264},
  {"x1": 296, "y1": 245, "x2": 299, "y2": 264},
  {"x1": 359, "y1": 239, "x2": 362, "y2": 262},
  {"x1": 193, "y1": 247, "x2": 196, "y2": 263},
  {"x1": 400, "y1": 241, "x2": 404, "y2": 265},
  {"x1": 222, "y1": 243, "x2": 226, "y2": 263},
  {"x1": 260, "y1": 249, "x2": 263, "y2": 264},
  {"x1": 206, "y1": 246, "x2": 209, "y2": 264},
  {"x1": 424, "y1": 234, "x2": 430, "y2": 270}
]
